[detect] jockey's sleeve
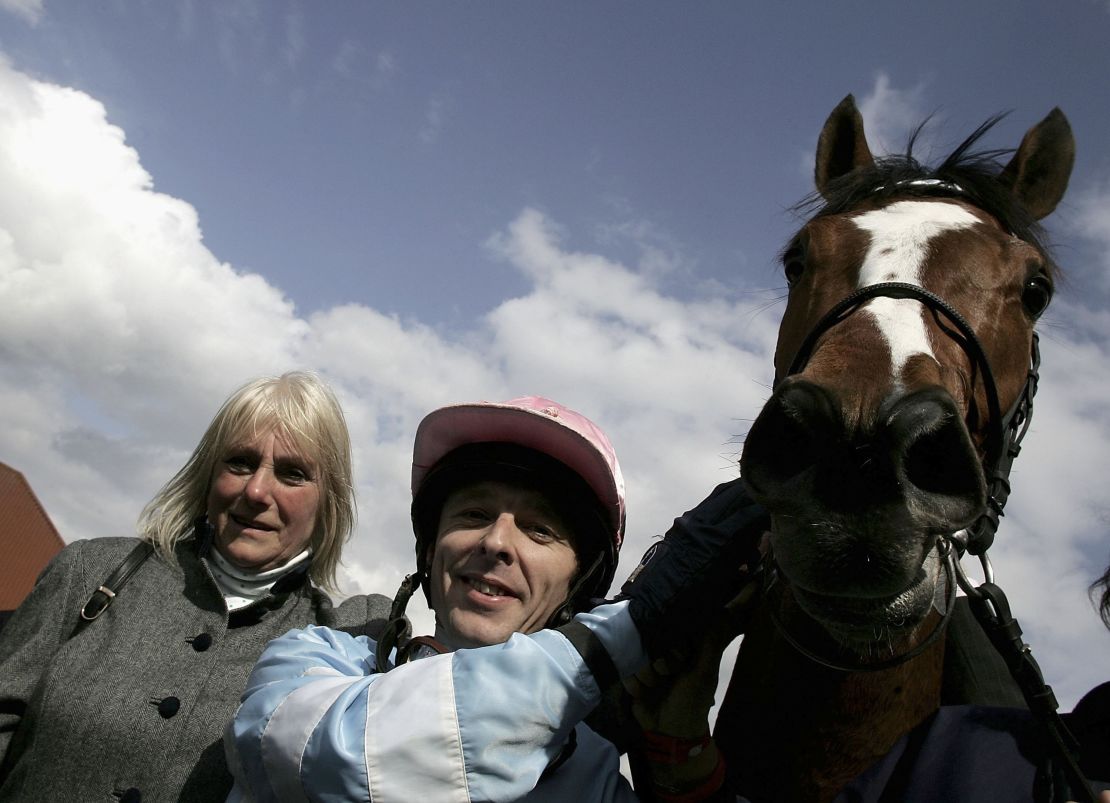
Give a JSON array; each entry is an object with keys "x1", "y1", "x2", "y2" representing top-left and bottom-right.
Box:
[{"x1": 224, "y1": 601, "x2": 646, "y2": 803}]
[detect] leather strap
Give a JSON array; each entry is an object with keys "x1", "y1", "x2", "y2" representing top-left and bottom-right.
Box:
[
  {"x1": 556, "y1": 620, "x2": 619, "y2": 692},
  {"x1": 78, "y1": 541, "x2": 155, "y2": 623},
  {"x1": 966, "y1": 582, "x2": 1097, "y2": 803}
]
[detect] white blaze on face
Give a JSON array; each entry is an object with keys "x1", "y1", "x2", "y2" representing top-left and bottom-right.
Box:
[{"x1": 852, "y1": 201, "x2": 979, "y2": 381}]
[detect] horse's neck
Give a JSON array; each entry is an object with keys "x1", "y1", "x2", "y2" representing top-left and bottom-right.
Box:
[{"x1": 714, "y1": 599, "x2": 945, "y2": 803}]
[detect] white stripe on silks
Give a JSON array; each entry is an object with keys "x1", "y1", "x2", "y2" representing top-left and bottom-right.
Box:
[
  {"x1": 364, "y1": 654, "x2": 471, "y2": 803},
  {"x1": 261, "y1": 673, "x2": 360, "y2": 803}
]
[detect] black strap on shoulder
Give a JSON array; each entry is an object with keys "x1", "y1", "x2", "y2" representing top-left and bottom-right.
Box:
[
  {"x1": 556, "y1": 620, "x2": 620, "y2": 692},
  {"x1": 78, "y1": 541, "x2": 155, "y2": 624},
  {"x1": 539, "y1": 726, "x2": 578, "y2": 781},
  {"x1": 396, "y1": 635, "x2": 452, "y2": 665}
]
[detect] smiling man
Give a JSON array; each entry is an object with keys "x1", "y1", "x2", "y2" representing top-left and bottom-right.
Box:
[
  {"x1": 404, "y1": 399, "x2": 624, "y2": 656},
  {"x1": 226, "y1": 396, "x2": 765, "y2": 802},
  {"x1": 428, "y1": 479, "x2": 581, "y2": 647}
]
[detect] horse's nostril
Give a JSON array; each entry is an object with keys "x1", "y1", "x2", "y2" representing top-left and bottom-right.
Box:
[
  {"x1": 903, "y1": 418, "x2": 978, "y2": 495},
  {"x1": 887, "y1": 389, "x2": 987, "y2": 517},
  {"x1": 741, "y1": 380, "x2": 836, "y2": 493}
]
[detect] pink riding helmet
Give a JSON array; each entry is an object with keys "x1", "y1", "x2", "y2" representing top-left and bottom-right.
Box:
[{"x1": 412, "y1": 396, "x2": 626, "y2": 551}]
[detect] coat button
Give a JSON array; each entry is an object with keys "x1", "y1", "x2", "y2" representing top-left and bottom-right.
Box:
[
  {"x1": 190, "y1": 633, "x2": 213, "y2": 651},
  {"x1": 156, "y1": 696, "x2": 180, "y2": 718},
  {"x1": 118, "y1": 788, "x2": 141, "y2": 803}
]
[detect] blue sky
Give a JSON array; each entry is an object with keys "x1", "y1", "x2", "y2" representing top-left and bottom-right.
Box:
[
  {"x1": 1, "y1": 0, "x2": 1109, "y2": 709},
  {"x1": 9, "y1": 2, "x2": 1110, "y2": 321}
]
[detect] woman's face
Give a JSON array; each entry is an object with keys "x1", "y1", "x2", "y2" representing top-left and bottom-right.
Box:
[{"x1": 206, "y1": 429, "x2": 321, "y2": 573}]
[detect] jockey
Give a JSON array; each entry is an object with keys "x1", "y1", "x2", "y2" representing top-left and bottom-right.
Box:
[{"x1": 225, "y1": 395, "x2": 767, "y2": 802}]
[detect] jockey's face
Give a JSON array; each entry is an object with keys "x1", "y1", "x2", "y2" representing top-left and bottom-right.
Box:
[{"x1": 428, "y1": 480, "x2": 578, "y2": 649}]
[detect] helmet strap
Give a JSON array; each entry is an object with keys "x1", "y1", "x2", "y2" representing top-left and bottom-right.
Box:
[
  {"x1": 375, "y1": 571, "x2": 423, "y2": 673},
  {"x1": 545, "y1": 550, "x2": 606, "y2": 628}
]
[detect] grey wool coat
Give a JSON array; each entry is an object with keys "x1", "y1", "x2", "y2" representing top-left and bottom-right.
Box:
[{"x1": 0, "y1": 535, "x2": 395, "y2": 803}]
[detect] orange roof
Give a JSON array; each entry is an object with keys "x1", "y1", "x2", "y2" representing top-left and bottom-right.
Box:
[{"x1": 0, "y1": 462, "x2": 65, "y2": 610}]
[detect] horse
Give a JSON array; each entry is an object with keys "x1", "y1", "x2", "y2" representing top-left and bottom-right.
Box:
[{"x1": 713, "y1": 95, "x2": 1076, "y2": 802}]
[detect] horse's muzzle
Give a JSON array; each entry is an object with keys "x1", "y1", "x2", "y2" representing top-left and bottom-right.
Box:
[{"x1": 741, "y1": 379, "x2": 986, "y2": 530}]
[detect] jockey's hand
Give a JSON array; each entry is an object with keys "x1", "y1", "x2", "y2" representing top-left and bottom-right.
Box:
[
  {"x1": 625, "y1": 577, "x2": 762, "y2": 738},
  {"x1": 618, "y1": 478, "x2": 769, "y2": 663},
  {"x1": 623, "y1": 580, "x2": 763, "y2": 799}
]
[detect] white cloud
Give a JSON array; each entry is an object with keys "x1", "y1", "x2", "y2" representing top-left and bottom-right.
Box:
[
  {"x1": 284, "y1": 7, "x2": 306, "y2": 69},
  {"x1": 331, "y1": 40, "x2": 362, "y2": 79},
  {"x1": 797, "y1": 74, "x2": 931, "y2": 181},
  {"x1": 1, "y1": 58, "x2": 1108, "y2": 712},
  {"x1": 593, "y1": 214, "x2": 696, "y2": 283},
  {"x1": 984, "y1": 317, "x2": 1110, "y2": 701},
  {"x1": 856, "y1": 72, "x2": 933, "y2": 156},
  {"x1": 0, "y1": 57, "x2": 302, "y2": 539},
  {"x1": 0, "y1": 0, "x2": 43, "y2": 25},
  {"x1": 332, "y1": 41, "x2": 397, "y2": 90},
  {"x1": 376, "y1": 50, "x2": 397, "y2": 78},
  {"x1": 1067, "y1": 180, "x2": 1110, "y2": 294},
  {"x1": 419, "y1": 93, "x2": 445, "y2": 144},
  {"x1": 212, "y1": 0, "x2": 264, "y2": 75}
]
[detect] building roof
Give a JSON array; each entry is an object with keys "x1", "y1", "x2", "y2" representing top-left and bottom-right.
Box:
[{"x1": 0, "y1": 462, "x2": 65, "y2": 610}]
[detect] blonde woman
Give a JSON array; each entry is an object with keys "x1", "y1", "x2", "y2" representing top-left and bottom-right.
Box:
[{"x1": 0, "y1": 372, "x2": 392, "y2": 803}]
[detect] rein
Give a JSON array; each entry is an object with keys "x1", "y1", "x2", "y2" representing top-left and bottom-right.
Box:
[{"x1": 944, "y1": 546, "x2": 1096, "y2": 802}]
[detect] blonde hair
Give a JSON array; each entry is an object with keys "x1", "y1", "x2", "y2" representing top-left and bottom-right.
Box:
[{"x1": 137, "y1": 372, "x2": 355, "y2": 591}]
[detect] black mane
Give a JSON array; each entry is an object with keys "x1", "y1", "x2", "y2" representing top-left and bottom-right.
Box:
[{"x1": 796, "y1": 114, "x2": 1058, "y2": 274}]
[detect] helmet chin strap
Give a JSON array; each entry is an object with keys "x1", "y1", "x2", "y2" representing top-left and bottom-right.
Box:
[
  {"x1": 545, "y1": 551, "x2": 606, "y2": 628},
  {"x1": 375, "y1": 571, "x2": 423, "y2": 673}
]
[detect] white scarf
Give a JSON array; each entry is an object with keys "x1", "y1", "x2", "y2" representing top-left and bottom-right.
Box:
[{"x1": 208, "y1": 547, "x2": 313, "y2": 612}]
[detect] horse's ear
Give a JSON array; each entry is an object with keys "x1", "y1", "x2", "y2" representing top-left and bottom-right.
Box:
[
  {"x1": 998, "y1": 108, "x2": 1075, "y2": 220},
  {"x1": 815, "y1": 94, "x2": 875, "y2": 199}
]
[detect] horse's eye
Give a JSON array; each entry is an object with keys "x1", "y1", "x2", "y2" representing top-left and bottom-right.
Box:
[
  {"x1": 1021, "y1": 275, "x2": 1053, "y2": 318},
  {"x1": 783, "y1": 247, "x2": 806, "y2": 287}
]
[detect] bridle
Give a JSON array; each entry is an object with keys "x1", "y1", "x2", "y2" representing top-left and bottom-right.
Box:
[
  {"x1": 761, "y1": 277, "x2": 1035, "y2": 673},
  {"x1": 772, "y1": 200, "x2": 1047, "y2": 651},
  {"x1": 761, "y1": 194, "x2": 1095, "y2": 800},
  {"x1": 780, "y1": 278, "x2": 1041, "y2": 557}
]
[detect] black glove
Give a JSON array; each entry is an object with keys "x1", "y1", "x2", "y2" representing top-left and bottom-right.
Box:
[{"x1": 619, "y1": 478, "x2": 768, "y2": 663}]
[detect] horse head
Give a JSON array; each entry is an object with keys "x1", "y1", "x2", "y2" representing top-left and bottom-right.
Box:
[{"x1": 740, "y1": 95, "x2": 1074, "y2": 660}]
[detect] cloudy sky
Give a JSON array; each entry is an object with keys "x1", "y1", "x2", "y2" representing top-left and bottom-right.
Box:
[{"x1": 1, "y1": 1, "x2": 1108, "y2": 711}]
